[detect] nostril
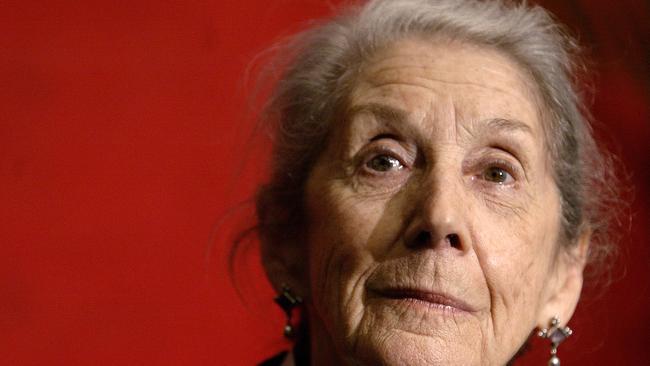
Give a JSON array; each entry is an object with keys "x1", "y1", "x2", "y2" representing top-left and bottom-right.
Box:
[
  {"x1": 411, "y1": 231, "x2": 431, "y2": 248},
  {"x1": 407, "y1": 231, "x2": 462, "y2": 250},
  {"x1": 446, "y1": 234, "x2": 461, "y2": 249}
]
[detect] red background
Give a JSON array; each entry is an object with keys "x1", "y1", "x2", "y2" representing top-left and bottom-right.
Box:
[{"x1": 1, "y1": 0, "x2": 648, "y2": 364}]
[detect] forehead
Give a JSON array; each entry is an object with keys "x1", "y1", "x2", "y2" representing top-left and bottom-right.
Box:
[{"x1": 346, "y1": 37, "x2": 543, "y2": 141}]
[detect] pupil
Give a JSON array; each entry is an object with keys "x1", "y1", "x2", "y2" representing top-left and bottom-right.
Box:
[
  {"x1": 488, "y1": 168, "x2": 505, "y2": 182},
  {"x1": 371, "y1": 156, "x2": 398, "y2": 171}
]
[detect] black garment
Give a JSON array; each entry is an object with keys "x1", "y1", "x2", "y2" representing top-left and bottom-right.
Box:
[
  {"x1": 258, "y1": 326, "x2": 310, "y2": 366},
  {"x1": 258, "y1": 317, "x2": 311, "y2": 366},
  {"x1": 258, "y1": 351, "x2": 289, "y2": 366}
]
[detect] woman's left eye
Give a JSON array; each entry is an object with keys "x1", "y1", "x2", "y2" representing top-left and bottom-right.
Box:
[{"x1": 482, "y1": 166, "x2": 514, "y2": 184}]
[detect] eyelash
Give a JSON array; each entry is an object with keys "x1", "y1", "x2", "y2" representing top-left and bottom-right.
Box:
[
  {"x1": 475, "y1": 158, "x2": 519, "y2": 185},
  {"x1": 353, "y1": 138, "x2": 412, "y2": 175},
  {"x1": 362, "y1": 150, "x2": 408, "y2": 173},
  {"x1": 356, "y1": 143, "x2": 521, "y2": 187}
]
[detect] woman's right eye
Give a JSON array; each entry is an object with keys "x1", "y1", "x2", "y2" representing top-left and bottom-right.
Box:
[{"x1": 366, "y1": 155, "x2": 403, "y2": 172}]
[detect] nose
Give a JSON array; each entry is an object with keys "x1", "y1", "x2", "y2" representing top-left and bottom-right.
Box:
[{"x1": 404, "y1": 171, "x2": 471, "y2": 254}]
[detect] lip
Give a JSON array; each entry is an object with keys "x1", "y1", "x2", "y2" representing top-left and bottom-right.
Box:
[{"x1": 370, "y1": 287, "x2": 477, "y2": 313}]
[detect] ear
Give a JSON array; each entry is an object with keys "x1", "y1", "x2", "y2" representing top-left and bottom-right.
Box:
[
  {"x1": 536, "y1": 228, "x2": 591, "y2": 329},
  {"x1": 260, "y1": 234, "x2": 309, "y2": 298}
]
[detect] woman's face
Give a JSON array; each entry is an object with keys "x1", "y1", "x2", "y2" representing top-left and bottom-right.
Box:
[{"x1": 300, "y1": 39, "x2": 572, "y2": 365}]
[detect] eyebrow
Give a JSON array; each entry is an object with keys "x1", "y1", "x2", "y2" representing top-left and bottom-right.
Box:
[
  {"x1": 483, "y1": 117, "x2": 534, "y2": 136},
  {"x1": 346, "y1": 103, "x2": 417, "y2": 137},
  {"x1": 347, "y1": 102, "x2": 534, "y2": 138},
  {"x1": 347, "y1": 103, "x2": 408, "y2": 124}
]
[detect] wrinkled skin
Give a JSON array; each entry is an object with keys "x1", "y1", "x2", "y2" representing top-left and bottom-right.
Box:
[{"x1": 264, "y1": 38, "x2": 587, "y2": 365}]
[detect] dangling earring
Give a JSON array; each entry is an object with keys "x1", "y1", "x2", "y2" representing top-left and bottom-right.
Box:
[
  {"x1": 274, "y1": 284, "x2": 303, "y2": 339},
  {"x1": 537, "y1": 316, "x2": 573, "y2": 366}
]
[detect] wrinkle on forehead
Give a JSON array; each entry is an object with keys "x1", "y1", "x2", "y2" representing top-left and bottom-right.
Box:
[
  {"x1": 361, "y1": 36, "x2": 536, "y2": 83},
  {"x1": 352, "y1": 37, "x2": 543, "y2": 128},
  {"x1": 345, "y1": 38, "x2": 544, "y2": 149},
  {"x1": 343, "y1": 101, "x2": 537, "y2": 150},
  {"x1": 362, "y1": 75, "x2": 532, "y2": 107}
]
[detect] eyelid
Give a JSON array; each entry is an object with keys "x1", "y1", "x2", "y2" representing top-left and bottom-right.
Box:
[
  {"x1": 488, "y1": 144, "x2": 529, "y2": 178},
  {"x1": 355, "y1": 140, "x2": 415, "y2": 177},
  {"x1": 464, "y1": 154, "x2": 521, "y2": 183},
  {"x1": 485, "y1": 158, "x2": 518, "y2": 175},
  {"x1": 361, "y1": 137, "x2": 414, "y2": 163},
  {"x1": 477, "y1": 158, "x2": 521, "y2": 185},
  {"x1": 362, "y1": 147, "x2": 408, "y2": 169},
  {"x1": 370, "y1": 133, "x2": 400, "y2": 142}
]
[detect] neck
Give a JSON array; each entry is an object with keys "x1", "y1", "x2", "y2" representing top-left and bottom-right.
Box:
[{"x1": 307, "y1": 311, "x2": 350, "y2": 366}]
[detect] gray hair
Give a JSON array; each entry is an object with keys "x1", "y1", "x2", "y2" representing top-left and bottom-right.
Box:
[{"x1": 255, "y1": 0, "x2": 622, "y2": 281}]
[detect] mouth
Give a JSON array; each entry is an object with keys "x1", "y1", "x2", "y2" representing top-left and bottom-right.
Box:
[{"x1": 370, "y1": 287, "x2": 476, "y2": 314}]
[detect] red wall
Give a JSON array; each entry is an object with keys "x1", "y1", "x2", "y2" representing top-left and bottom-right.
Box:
[{"x1": 1, "y1": 1, "x2": 648, "y2": 364}]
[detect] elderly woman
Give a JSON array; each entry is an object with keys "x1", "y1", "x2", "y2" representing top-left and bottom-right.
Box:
[{"x1": 251, "y1": 0, "x2": 617, "y2": 365}]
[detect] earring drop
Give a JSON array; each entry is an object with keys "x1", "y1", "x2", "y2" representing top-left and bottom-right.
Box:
[
  {"x1": 538, "y1": 316, "x2": 573, "y2": 366},
  {"x1": 274, "y1": 284, "x2": 303, "y2": 338}
]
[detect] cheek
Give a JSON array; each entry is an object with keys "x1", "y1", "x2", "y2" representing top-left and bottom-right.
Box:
[
  {"x1": 305, "y1": 179, "x2": 388, "y2": 333},
  {"x1": 306, "y1": 178, "x2": 412, "y2": 286},
  {"x1": 472, "y1": 187, "x2": 560, "y2": 339}
]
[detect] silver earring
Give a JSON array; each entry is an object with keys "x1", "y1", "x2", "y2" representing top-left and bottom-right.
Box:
[
  {"x1": 274, "y1": 284, "x2": 303, "y2": 338},
  {"x1": 538, "y1": 316, "x2": 573, "y2": 366}
]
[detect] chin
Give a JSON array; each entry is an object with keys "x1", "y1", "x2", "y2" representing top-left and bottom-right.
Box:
[
  {"x1": 345, "y1": 302, "x2": 484, "y2": 365},
  {"x1": 352, "y1": 328, "x2": 481, "y2": 366}
]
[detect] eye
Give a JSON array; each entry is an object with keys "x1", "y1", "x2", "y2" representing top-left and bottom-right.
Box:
[
  {"x1": 482, "y1": 166, "x2": 514, "y2": 184},
  {"x1": 367, "y1": 154, "x2": 403, "y2": 172}
]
